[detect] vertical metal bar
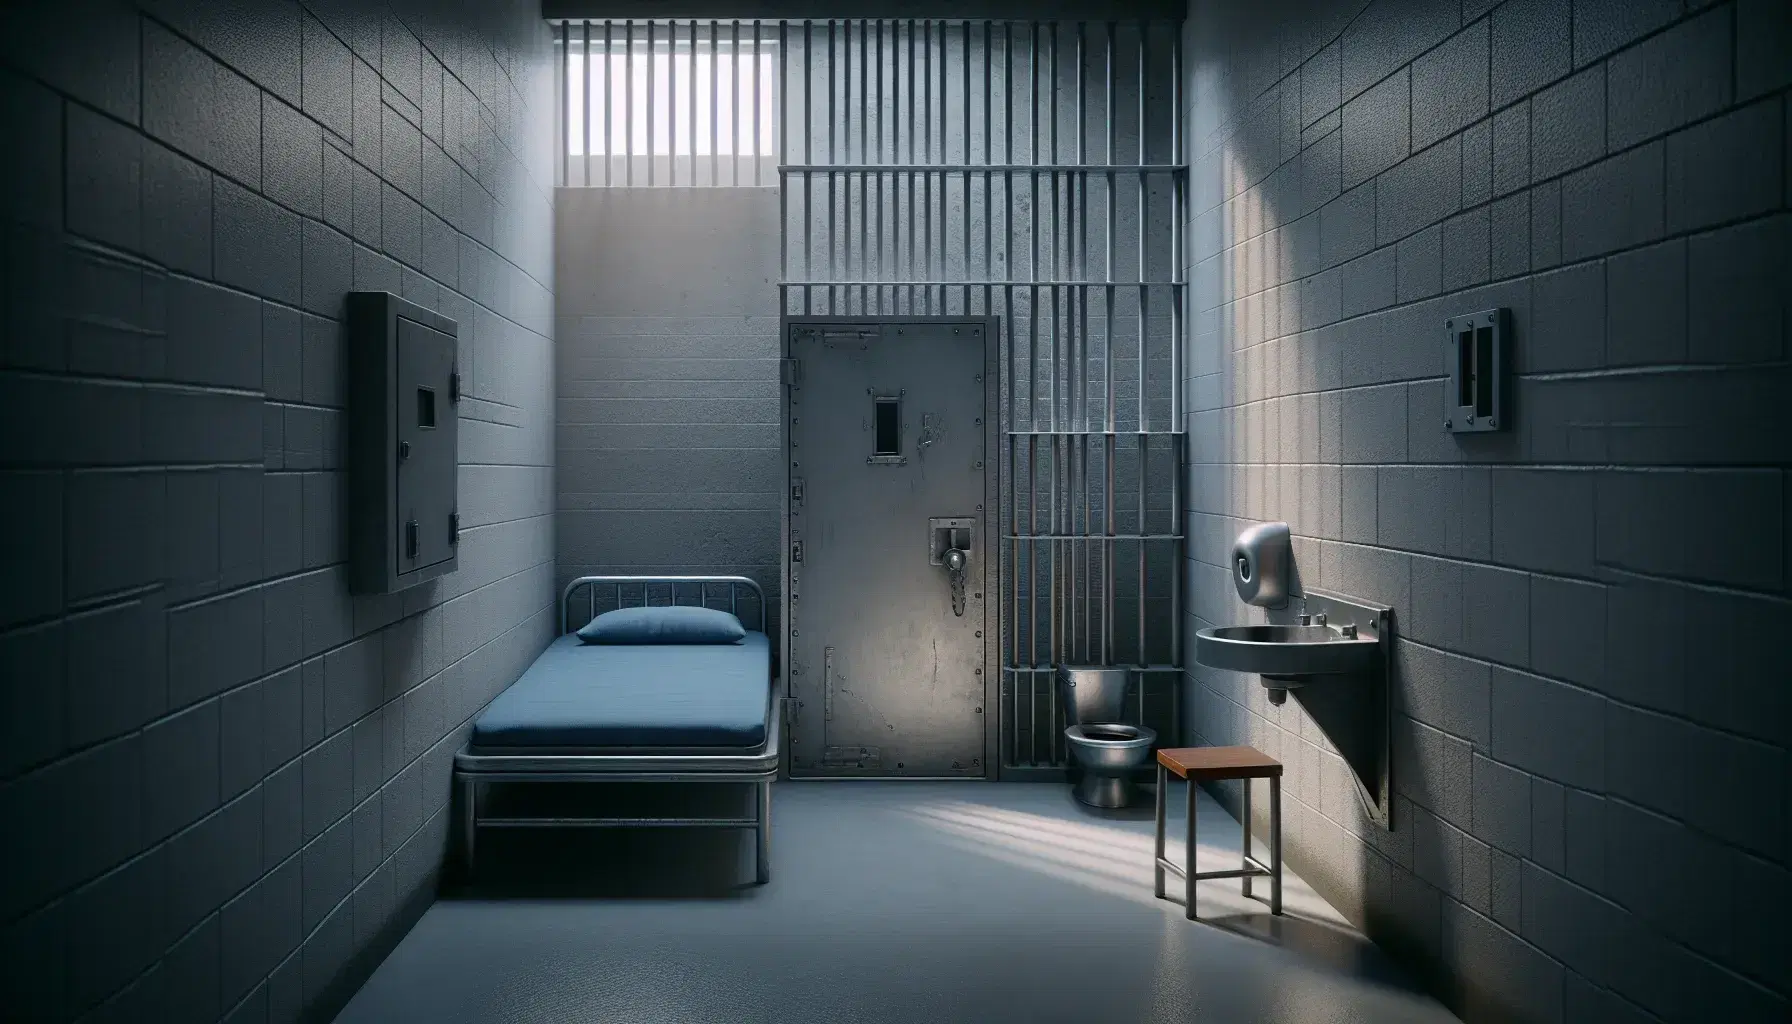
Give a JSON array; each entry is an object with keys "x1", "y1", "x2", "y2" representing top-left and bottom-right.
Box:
[
  {"x1": 1136, "y1": 23, "x2": 1148, "y2": 670},
  {"x1": 962, "y1": 19, "x2": 971, "y2": 315},
  {"x1": 860, "y1": 19, "x2": 869, "y2": 314},
  {"x1": 938, "y1": 19, "x2": 949, "y2": 314},
  {"x1": 603, "y1": 22, "x2": 613, "y2": 186},
  {"x1": 1138, "y1": 448, "x2": 1147, "y2": 668},
  {"x1": 1184, "y1": 771, "x2": 1197, "y2": 919},
  {"x1": 1078, "y1": 23, "x2": 1091, "y2": 663},
  {"x1": 1171, "y1": 16, "x2": 1187, "y2": 686},
  {"x1": 1153, "y1": 761, "x2": 1167, "y2": 898},
  {"x1": 732, "y1": 20, "x2": 740, "y2": 186},
  {"x1": 907, "y1": 20, "x2": 916, "y2": 315},
  {"x1": 1004, "y1": 22, "x2": 1018, "y2": 763},
  {"x1": 775, "y1": 21, "x2": 785, "y2": 309},
  {"x1": 1242, "y1": 777, "x2": 1255, "y2": 899},
  {"x1": 1103, "y1": 20, "x2": 1115, "y2": 667},
  {"x1": 1027, "y1": 20, "x2": 1041, "y2": 761},
  {"x1": 1028, "y1": 19, "x2": 1039, "y2": 435},
  {"x1": 556, "y1": 23, "x2": 567, "y2": 188},
  {"x1": 839, "y1": 18, "x2": 849, "y2": 314},
  {"x1": 803, "y1": 20, "x2": 812, "y2": 313},
  {"x1": 582, "y1": 22, "x2": 592, "y2": 186},
  {"x1": 1046, "y1": 21, "x2": 1061, "y2": 761},
  {"x1": 827, "y1": 19, "x2": 837, "y2": 315},
  {"x1": 646, "y1": 19, "x2": 655, "y2": 186},
  {"x1": 755, "y1": 778, "x2": 772, "y2": 884},
  {"x1": 687, "y1": 19, "x2": 697, "y2": 186},
  {"x1": 1137, "y1": 21, "x2": 1148, "y2": 437},
  {"x1": 754, "y1": 21, "x2": 763, "y2": 187},
  {"x1": 1028, "y1": 434, "x2": 1037, "y2": 765},
  {"x1": 626, "y1": 21, "x2": 635, "y2": 186},
  {"x1": 1172, "y1": 20, "x2": 1184, "y2": 425},
  {"x1": 711, "y1": 20, "x2": 719, "y2": 187},
  {"x1": 922, "y1": 19, "x2": 932, "y2": 315},
  {"x1": 1270, "y1": 775, "x2": 1284, "y2": 915},
  {"x1": 878, "y1": 18, "x2": 885, "y2": 317},
  {"x1": 462, "y1": 777, "x2": 478, "y2": 874},
  {"x1": 983, "y1": 19, "x2": 992, "y2": 321}
]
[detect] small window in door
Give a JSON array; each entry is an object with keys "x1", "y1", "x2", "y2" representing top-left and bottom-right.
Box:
[
  {"x1": 417, "y1": 387, "x2": 437, "y2": 428},
  {"x1": 873, "y1": 396, "x2": 900, "y2": 455}
]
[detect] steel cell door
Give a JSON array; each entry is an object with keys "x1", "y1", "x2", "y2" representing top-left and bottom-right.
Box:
[{"x1": 785, "y1": 320, "x2": 995, "y2": 778}]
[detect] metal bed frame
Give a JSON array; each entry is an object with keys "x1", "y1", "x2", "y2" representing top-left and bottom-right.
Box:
[{"x1": 453, "y1": 575, "x2": 778, "y2": 884}]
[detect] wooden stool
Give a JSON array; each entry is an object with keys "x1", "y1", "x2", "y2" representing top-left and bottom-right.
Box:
[{"x1": 1154, "y1": 746, "x2": 1283, "y2": 919}]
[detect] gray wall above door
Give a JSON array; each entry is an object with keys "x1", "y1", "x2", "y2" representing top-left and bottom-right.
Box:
[{"x1": 555, "y1": 187, "x2": 784, "y2": 627}]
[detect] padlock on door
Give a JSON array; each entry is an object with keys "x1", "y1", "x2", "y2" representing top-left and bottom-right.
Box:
[{"x1": 928, "y1": 517, "x2": 975, "y2": 618}]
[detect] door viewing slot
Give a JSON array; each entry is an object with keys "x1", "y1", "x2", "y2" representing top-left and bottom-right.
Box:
[{"x1": 873, "y1": 395, "x2": 901, "y2": 455}]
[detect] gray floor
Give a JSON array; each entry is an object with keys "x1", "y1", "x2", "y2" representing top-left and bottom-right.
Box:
[{"x1": 335, "y1": 781, "x2": 1456, "y2": 1024}]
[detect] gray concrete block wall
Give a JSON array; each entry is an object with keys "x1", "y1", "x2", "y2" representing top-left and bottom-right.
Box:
[
  {"x1": 1184, "y1": 0, "x2": 1789, "y2": 1019},
  {"x1": 554, "y1": 186, "x2": 783, "y2": 628},
  {"x1": 0, "y1": 1, "x2": 556, "y2": 1021}
]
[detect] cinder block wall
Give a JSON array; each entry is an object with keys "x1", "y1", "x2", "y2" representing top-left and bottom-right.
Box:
[
  {"x1": 554, "y1": 187, "x2": 783, "y2": 628},
  {"x1": 0, "y1": 1, "x2": 557, "y2": 1021},
  {"x1": 1181, "y1": 0, "x2": 1788, "y2": 1019}
]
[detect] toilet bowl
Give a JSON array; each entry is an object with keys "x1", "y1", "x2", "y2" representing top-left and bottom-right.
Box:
[{"x1": 1060, "y1": 667, "x2": 1157, "y2": 808}]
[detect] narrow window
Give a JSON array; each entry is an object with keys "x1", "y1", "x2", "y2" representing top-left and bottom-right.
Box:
[{"x1": 417, "y1": 387, "x2": 437, "y2": 428}]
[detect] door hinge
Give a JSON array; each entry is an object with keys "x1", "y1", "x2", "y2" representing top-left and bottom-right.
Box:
[
  {"x1": 790, "y1": 539, "x2": 803, "y2": 563},
  {"x1": 782, "y1": 697, "x2": 801, "y2": 728},
  {"x1": 450, "y1": 370, "x2": 462, "y2": 403},
  {"x1": 449, "y1": 511, "x2": 460, "y2": 545},
  {"x1": 791, "y1": 478, "x2": 804, "y2": 505},
  {"x1": 404, "y1": 520, "x2": 418, "y2": 559},
  {"x1": 781, "y1": 357, "x2": 802, "y2": 386}
]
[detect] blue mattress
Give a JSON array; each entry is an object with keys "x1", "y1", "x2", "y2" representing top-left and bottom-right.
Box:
[{"x1": 471, "y1": 633, "x2": 772, "y2": 751}]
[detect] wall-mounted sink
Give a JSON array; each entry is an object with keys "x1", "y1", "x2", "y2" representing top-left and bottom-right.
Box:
[
  {"x1": 1193, "y1": 587, "x2": 1396, "y2": 830},
  {"x1": 1194, "y1": 621, "x2": 1380, "y2": 679}
]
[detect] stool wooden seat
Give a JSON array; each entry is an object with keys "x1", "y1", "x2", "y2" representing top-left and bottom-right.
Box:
[{"x1": 1154, "y1": 745, "x2": 1283, "y2": 919}]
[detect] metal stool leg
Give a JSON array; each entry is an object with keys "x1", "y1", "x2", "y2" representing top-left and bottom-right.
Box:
[
  {"x1": 1153, "y1": 762, "x2": 1167, "y2": 899},
  {"x1": 1270, "y1": 774, "x2": 1283, "y2": 916},
  {"x1": 1184, "y1": 776, "x2": 1197, "y2": 920},
  {"x1": 1241, "y1": 777, "x2": 1253, "y2": 900}
]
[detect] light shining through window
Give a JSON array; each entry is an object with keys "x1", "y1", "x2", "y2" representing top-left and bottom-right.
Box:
[{"x1": 565, "y1": 49, "x2": 777, "y2": 157}]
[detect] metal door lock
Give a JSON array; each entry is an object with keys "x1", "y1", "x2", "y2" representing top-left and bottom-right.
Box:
[{"x1": 943, "y1": 547, "x2": 968, "y2": 617}]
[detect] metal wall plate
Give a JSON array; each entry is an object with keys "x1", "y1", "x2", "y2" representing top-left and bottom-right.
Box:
[{"x1": 1444, "y1": 307, "x2": 1508, "y2": 434}]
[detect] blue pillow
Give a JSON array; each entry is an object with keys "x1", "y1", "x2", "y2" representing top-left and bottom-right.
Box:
[{"x1": 575, "y1": 605, "x2": 747, "y2": 645}]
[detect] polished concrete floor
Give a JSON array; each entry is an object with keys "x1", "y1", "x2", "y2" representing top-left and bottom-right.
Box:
[{"x1": 335, "y1": 781, "x2": 1456, "y2": 1024}]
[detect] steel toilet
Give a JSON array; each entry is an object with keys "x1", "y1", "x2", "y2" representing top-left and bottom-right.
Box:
[{"x1": 1060, "y1": 666, "x2": 1156, "y2": 808}]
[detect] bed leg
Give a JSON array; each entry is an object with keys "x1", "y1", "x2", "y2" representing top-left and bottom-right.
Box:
[
  {"x1": 461, "y1": 775, "x2": 478, "y2": 878},
  {"x1": 755, "y1": 779, "x2": 772, "y2": 885}
]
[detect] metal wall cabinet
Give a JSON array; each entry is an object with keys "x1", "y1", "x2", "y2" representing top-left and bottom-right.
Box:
[{"x1": 346, "y1": 291, "x2": 462, "y2": 594}]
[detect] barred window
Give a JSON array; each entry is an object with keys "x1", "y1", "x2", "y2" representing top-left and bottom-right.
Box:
[{"x1": 556, "y1": 21, "x2": 778, "y2": 186}]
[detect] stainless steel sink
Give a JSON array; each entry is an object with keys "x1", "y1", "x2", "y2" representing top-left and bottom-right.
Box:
[
  {"x1": 1194, "y1": 622, "x2": 1381, "y2": 678},
  {"x1": 1193, "y1": 581, "x2": 1397, "y2": 831}
]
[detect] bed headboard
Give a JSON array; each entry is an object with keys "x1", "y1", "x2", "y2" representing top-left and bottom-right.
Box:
[{"x1": 560, "y1": 575, "x2": 768, "y2": 635}]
